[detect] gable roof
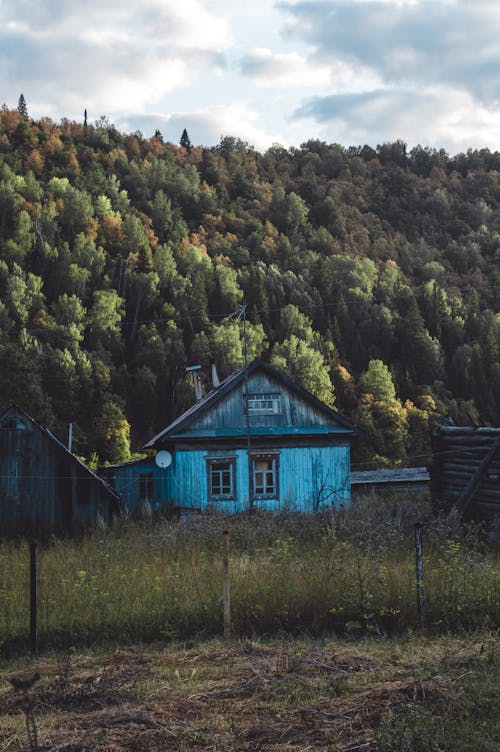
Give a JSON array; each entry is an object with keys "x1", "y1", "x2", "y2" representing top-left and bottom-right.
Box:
[
  {"x1": 145, "y1": 358, "x2": 358, "y2": 448},
  {"x1": 0, "y1": 405, "x2": 119, "y2": 499}
]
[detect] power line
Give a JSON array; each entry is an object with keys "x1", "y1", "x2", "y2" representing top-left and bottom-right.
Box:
[
  {"x1": 118, "y1": 299, "x2": 357, "y2": 328},
  {"x1": 1, "y1": 445, "x2": 485, "y2": 482},
  {"x1": 350, "y1": 445, "x2": 493, "y2": 470}
]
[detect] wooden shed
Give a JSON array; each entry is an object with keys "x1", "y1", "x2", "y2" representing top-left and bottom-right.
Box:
[
  {"x1": 350, "y1": 467, "x2": 430, "y2": 496},
  {"x1": 0, "y1": 405, "x2": 120, "y2": 537},
  {"x1": 109, "y1": 359, "x2": 359, "y2": 516},
  {"x1": 430, "y1": 426, "x2": 500, "y2": 522}
]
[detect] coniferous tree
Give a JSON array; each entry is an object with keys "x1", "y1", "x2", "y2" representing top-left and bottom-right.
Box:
[
  {"x1": 180, "y1": 128, "x2": 192, "y2": 152},
  {"x1": 17, "y1": 93, "x2": 28, "y2": 117}
]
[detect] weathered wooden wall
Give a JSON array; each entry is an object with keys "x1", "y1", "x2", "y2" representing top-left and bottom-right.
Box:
[
  {"x1": 186, "y1": 372, "x2": 344, "y2": 434},
  {"x1": 431, "y1": 427, "x2": 500, "y2": 522},
  {"x1": 128, "y1": 361, "x2": 356, "y2": 516},
  {"x1": 106, "y1": 459, "x2": 171, "y2": 517},
  {"x1": 112, "y1": 444, "x2": 351, "y2": 515},
  {"x1": 0, "y1": 408, "x2": 117, "y2": 537}
]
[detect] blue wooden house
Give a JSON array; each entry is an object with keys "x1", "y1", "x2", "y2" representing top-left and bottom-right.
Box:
[{"x1": 108, "y1": 359, "x2": 358, "y2": 516}]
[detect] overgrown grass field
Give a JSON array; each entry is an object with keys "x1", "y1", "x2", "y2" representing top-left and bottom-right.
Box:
[{"x1": 1, "y1": 494, "x2": 499, "y2": 652}]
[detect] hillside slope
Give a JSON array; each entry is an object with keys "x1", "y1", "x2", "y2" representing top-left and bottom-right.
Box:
[{"x1": 0, "y1": 110, "x2": 499, "y2": 463}]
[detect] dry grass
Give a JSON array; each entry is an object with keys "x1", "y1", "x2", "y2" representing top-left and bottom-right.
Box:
[
  {"x1": 0, "y1": 633, "x2": 498, "y2": 752},
  {"x1": 1, "y1": 500, "x2": 499, "y2": 651}
]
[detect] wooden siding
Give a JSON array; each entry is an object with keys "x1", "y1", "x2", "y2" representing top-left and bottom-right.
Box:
[
  {"x1": 351, "y1": 467, "x2": 430, "y2": 495},
  {"x1": 278, "y1": 445, "x2": 350, "y2": 510},
  {"x1": 431, "y1": 427, "x2": 500, "y2": 522},
  {"x1": 108, "y1": 460, "x2": 175, "y2": 517},
  {"x1": 112, "y1": 444, "x2": 351, "y2": 515},
  {"x1": 131, "y1": 362, "x2": 356, "y2": 515},
  {"x1": 185, "y1": 372, "x2": 347, "y2": 435},
  {"x1": 0, "y1": 407, "x2": 117, "y2": 537}
]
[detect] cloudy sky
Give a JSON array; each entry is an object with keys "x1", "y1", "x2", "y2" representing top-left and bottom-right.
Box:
[{"x1": 2, "y1": 0, "x2": 500, "y2": 153}]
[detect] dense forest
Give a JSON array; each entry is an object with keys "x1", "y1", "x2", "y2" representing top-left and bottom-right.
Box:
[{"x1": 0, "y1": 105, "x2": 499, "y2": 467}]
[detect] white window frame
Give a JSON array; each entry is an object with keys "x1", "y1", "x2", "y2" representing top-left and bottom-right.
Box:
[
  {"x1": 244, "y1": 393, "x2": 281, "y2": 415},
  {"x1": 252, "y1": 453, "x2": 279, "y2": 499},
  {"x1": 207, "y1": 457, "x2": 236, "y2": 501}
]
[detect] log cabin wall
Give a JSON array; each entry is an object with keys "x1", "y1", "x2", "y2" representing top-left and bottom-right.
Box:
[{"x1": 430, "y1": 427, "x2": 500, "y2": 522}]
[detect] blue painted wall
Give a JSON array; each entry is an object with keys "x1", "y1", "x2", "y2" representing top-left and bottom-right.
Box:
[
  {"x1": 182, "y1": 371, "x2": 344, "y2": 434},
  {"x1": 110, "y1": 460, "x2": 172, "y2": 517},
  {"x1": 112, "y1": 444, "x2": 351, "y2": 516},
  {"x1": 111, "y1": 363, "x2": 355, "y2": 516}
]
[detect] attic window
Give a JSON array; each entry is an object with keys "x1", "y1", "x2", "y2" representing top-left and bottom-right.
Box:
[
  {"x1": 0, "y1": 414, "x2": 31, "y2": 430},
  {"x1": 244, "y1": 393, "x2": 281, "y2": 415}
]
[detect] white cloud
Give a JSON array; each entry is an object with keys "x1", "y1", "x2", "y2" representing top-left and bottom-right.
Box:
[
  {"x1": 294, "y1": 86, "x2": 500, "y2": 153},
  {"x1": 3, "y1": 0, "x2": 500, "y2": 152},
  {"x1": 275, "y1": 0, "x2": 500, "y2": 152},
  {"x1": 281, "y1": 0, "x2": 500, "y2": 103},
  {"x1": 239, "y1": 48, "x2": 330, "y2": 88},
  {"x1": 122, "y1": 104, "x2": 283, "y2": 151},
  {"x1": 0, "y1": 0, "x2": 229, "y2": 116}
]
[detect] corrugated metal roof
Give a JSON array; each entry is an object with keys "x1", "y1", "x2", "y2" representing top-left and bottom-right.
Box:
[
  {"x1": 434, "y1": 426, "x2": 500, "y2": 437},
  {"x1": 103, "y1": 457, "x2": 151, "y2": 470}
]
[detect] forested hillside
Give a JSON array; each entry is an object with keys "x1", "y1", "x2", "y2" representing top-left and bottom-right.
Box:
[{"x1": 0, "y1": 107, "x2": 499, "y2": 465}]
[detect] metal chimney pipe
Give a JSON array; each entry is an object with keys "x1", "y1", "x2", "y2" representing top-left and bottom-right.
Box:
[
  {"x1": 211, "y1": 364, "x2": 220, "y2": 388},
  {"x1": 186, "y1": 365, "x2": 203, "y2": 402}
]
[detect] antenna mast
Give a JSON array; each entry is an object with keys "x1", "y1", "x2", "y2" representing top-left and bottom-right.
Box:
[
  {"x1": 241, "y1": 303, "x2": 253, "y2": 512},
  {"x1": 225, "y1": 303, "x2": 253, "y2": 512}
]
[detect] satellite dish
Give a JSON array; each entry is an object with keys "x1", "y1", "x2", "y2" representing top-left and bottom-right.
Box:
[{"x1": 155, "y1": 450, "x2": 172, "y2": 469}]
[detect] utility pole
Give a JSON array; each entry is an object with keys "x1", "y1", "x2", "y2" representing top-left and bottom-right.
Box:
[
  {"x1": 226, "y1": 302, "x2": 253, "y2": 511},
  {"x1": 241, "y1": 304, "x2": 253, "y2": 512}
]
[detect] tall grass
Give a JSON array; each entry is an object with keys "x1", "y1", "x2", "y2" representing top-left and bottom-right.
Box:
[{"x1": 0, "y1": 494, "x2": 498, "y2": 652}]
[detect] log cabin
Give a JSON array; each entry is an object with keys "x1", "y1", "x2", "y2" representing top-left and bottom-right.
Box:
[{"x1": 430, "y1": 426, "x2": 500, "y2": 523}]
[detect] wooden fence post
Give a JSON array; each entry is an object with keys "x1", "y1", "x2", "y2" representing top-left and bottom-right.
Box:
[
  {"x1": 414, "y1": 523, "x2": 426, "y2": 627},
  {"x1": 29, "y1": 541, "x2": 38, "y2": 654},
  {"x1": 222, "y1": 530, "x2": 231, "y2": 639}
]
